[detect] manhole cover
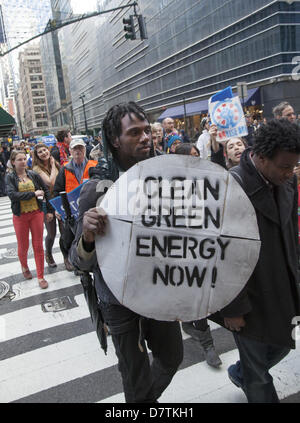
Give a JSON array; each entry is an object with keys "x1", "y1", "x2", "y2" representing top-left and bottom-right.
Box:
[
  {"x1": 1, "y1": 247, "x2": 33, "y2": 259},
  {"x1": 0, "y1": 281, "x2": 10, "y2": 299},
  {"x1": 41, "y1": 296, "x2": 78, "y2": 313}
]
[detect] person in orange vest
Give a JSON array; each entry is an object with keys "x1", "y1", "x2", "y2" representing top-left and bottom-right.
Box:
[{"x1": 53, "y1": 138, "x2": 97, "y2": 271}]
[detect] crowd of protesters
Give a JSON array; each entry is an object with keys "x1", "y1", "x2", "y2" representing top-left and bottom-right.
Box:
[
  {"x1": 1, "y1": 132, "x2": 101, "y2": 285},
  {"x1": 1, "y1": 99, "x2": 300, "y2": 403}
]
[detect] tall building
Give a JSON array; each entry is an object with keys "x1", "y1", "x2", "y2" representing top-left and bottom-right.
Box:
[
  {"x1": 61, "y1": 0, "x2": 300, "y2": 134},
  {"x1": 39, "y1": 0, "x2": 73, "y2": 133},
  {"x1": 0, "y1": 1, "x2": 52, "y2": 135},
  {"x1": 18, "y1": 45, "x2": 50, "y2": 136}
]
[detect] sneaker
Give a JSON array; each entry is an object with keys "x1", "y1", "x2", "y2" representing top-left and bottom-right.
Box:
[
  {"x1": 46, "y1": 253, "x2": 57, "y2": 268},
  {"x1": 38, "y1": 279, "x2": 48, "y2": 289},
  {"x1": 228, "y1": 361, "x2": 243, "y2": 388},
  {"x1": 64, "y1": 258, "x2": 74, "y2": 272}
]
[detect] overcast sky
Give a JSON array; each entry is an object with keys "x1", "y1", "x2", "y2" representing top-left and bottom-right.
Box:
[{"x1": 70, "y1": 0, "x2": 99, "y2": 14}]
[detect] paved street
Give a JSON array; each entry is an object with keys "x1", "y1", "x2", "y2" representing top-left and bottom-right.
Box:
[{"x1": 0, "y1": 195, "x2": 300, "y2": 403}]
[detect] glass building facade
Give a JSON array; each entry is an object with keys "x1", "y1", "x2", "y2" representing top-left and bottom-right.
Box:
[
  {"x1": 40, "y1": 0, "x2": 73, "y2": 131},
  {"x1": 60, "y1": 0, "x2": 300, "y2": 132}
]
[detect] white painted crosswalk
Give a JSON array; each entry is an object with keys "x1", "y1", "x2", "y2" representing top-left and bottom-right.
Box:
[{"x1": 0, "y1": 195, "x2": 299, "y2": 403}]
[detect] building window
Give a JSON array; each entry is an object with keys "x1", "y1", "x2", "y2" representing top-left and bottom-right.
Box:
[{"x1": 37, "y1": 121, "x2": 48, "y2": 127}]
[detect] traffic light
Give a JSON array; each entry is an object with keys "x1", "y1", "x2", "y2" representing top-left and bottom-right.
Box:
[
  {"x1": 123, "y1": 15, "x2": 136, "y2": 40},
  {"x1": 138, "y1": 15, "x2": 148, "y2": 40}
]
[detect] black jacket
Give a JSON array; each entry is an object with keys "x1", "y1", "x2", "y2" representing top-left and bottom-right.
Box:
[
  {"x1": 69, "y1": 135, "x2": 155, "y2": 305},
  {"x1": 0, "y1": 153, "x2": 6, "y2": 175},
  {"x1": 6, "y1": 170, "x2": 54, "y2": 216},
  {"x1": 69, "y1": 158, "x2": 121, "y2": 305},
  {"x1": 211, "y1": 149, "x2": 300, "y2": 348}
]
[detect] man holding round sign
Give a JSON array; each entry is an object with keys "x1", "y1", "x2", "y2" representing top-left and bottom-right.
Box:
[{"x1": 70, "y1": 102, "x2": 184, "y2": 403}]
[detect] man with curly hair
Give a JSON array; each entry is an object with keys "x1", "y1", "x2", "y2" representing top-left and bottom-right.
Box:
[
  {"x1": 69, "y1": 102, "x2": 183, "y2": 403},
  {"x1": 221, "y1": 118, "x2": 300, "y2": 402}
]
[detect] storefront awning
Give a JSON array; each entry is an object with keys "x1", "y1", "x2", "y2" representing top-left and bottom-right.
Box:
[
  {"x1": 243, "y1": 87, "x2": 261, "y2": 107},
  {"x1": 157, "y1": 87, "x2": 261, "y2": 121},
  {"x1": 157, "y1": 99, "x2": 208, "y2": 121},
  {"x1": 0, "y1": 107, "x2": 15, "y2": 137}
]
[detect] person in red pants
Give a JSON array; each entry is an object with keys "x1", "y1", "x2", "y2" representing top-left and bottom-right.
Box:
[{"x1": 6, "y1": 150, "x2": 54, "y2": 289}]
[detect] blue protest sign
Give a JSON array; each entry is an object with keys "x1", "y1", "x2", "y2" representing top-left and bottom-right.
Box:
[
  {"x1": 209, "y1": 86, "x2": 248, "y2": 142},
  {"x1": 50, "y1": 180, "x2": 88, "y2": 221}
]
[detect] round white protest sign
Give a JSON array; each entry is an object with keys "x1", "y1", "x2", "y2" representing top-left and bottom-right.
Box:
[{"x1": 96, "y1": 155, "x2": 260, "y2": 321}]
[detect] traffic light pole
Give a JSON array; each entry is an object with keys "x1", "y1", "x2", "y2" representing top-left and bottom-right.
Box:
[
  {"x1": 79, "y1": 94, "x2": 88, "y2": 135},
  {"x1": 0, "y1": 2, "x2": 138, "y2": 57}
]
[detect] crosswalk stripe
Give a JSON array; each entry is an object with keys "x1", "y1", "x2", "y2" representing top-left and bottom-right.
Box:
[
  {"x1": 0, "y1": 219, "x2": 13, "y2": 228},
  {"x1": 0, "y1": 235, "x2": 21, "y2": 245},
  {"x1": 0, "y1": 226, "x2": 16, "y2": 235},
  {"x1": 0, "y1": 234, "x2": 61, "y2": 250},
  {"x1": 0, "y1": 332, "x2": 118, "y2": 403},
  {"x1": 0, "y1": 237, "x2": 61, "y2": 257},
  {"x1": 0, "y1": 240, "x2": 60, "y2": 260},
  {"x1": 2, "y1": 293, "x2": 89, "y2": 341},
  {"x1": 99, "y1": 347, "x2": 300, "y2": 404},
  {"x1": 10, "y1": 270, "x2": 81, "y2": 303},
  {"x1": 0, "y1": 213, "x2": 13, "y2": 221},
  {"x1": 0, "y1": 251, "x2": 64, "y2": 279}
]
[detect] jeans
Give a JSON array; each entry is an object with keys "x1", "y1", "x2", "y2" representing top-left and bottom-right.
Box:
[
  {"x1": 233, "y1": 333, "x2": 290, "y2": 403},
  {"x1": 99, "y1": 301, "x2": 183, "y2": 403},
  {"x1": 44, "y1": 215, "x2": 64, "y2": 256}
]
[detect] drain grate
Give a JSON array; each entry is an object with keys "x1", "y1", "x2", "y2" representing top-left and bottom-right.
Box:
[
  {"x1": 0, "y1": 281, "x2": 10, "y2": 299},
  {"x1": 41, "y1": 296, "x2": 78, "y2": 313}
]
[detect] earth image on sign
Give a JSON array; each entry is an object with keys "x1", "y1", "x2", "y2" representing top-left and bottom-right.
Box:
[
  {"x1": 95, "y1": 155, "x2": 261, "y2": 322},
  {"x1": 212, "y1": 99, "x2": 243, "y2": 129}
]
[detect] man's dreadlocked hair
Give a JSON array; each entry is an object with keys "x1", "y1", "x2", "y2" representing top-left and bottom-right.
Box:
[
  {"x1": 102, "y1": 102, "x2": 149, "y2": 156},
  {"x1": 252, "y1": 118, "x2": 300, "y2": 159}
]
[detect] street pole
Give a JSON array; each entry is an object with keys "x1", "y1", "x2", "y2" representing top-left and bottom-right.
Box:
[
  {"x1": 241, "y1": 85, "x2": 245, "y2": 113},
  {"x1": 79, "y1": 94, "x2": 88, "y2": 134},
  {"x1": 183, "y1": 97, "x2": 187, "y2": 133}
]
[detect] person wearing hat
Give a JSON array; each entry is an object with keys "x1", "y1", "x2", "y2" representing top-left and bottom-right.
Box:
[
  {"x1": 53, "y1": 138, "x2": 97, "y2": 271},
  {"x1": 196, "y1": 117, "x2": 211, "y2": 159},
  {"x1": 167, "y1": 134, "x2": 182, "y2": 153},
  {"x1": 53, "y1": 139, "x2": 98, "y2": 195}
]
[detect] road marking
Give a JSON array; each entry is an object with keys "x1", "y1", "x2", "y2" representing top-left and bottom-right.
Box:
[
  {"x1": 0, "y1": 332, "x2": 118, "y2": 403},
  {"x1": 0, "y1": 214, "x2": 13, "y2": 221},
  {"x1": 11, "y1": 270, "x2": 81, "y2": 303},
  {"x1": 98, "y1": 347, "x2": 300, "y2": 403},
  {"x1": 1, "y1": 294, "x2": 90, "y2": 341},
  {"x1": 0, "y1": 219, "x2": 13, "y2": 228},
  {"x1": 0, "y1": 250, "x2": 64, "y2": 278}
]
